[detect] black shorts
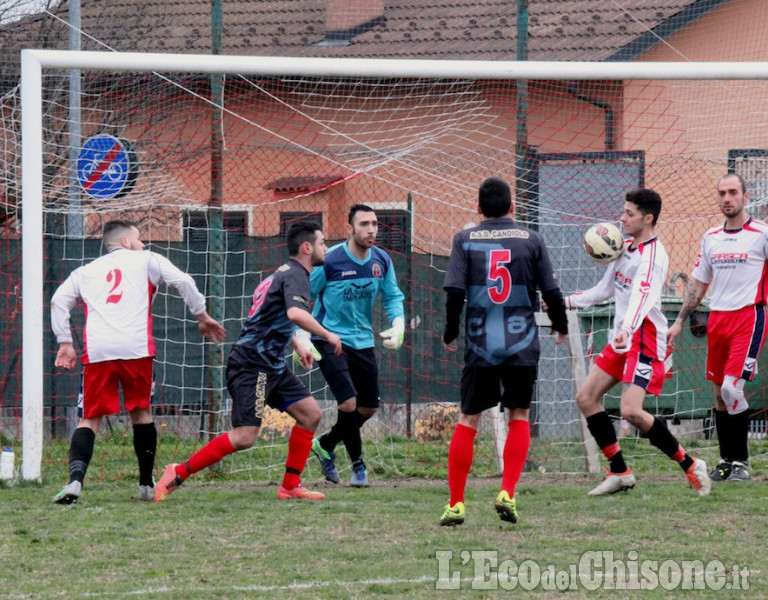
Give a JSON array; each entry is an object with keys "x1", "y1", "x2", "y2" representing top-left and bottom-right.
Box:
[
  {"x1": 460, "y1": 364, "x2": 537, "y2": 415},
  {"x1": 314, "y1": 340, "x2": 380, "y2": 409},
  {"x1": 226, "y1": 358, "x2": 311, "y2": 427}
]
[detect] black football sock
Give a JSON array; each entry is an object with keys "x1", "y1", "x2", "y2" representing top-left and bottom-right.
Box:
[
  {"x1": 730, "y1": 410, "x2": 750, "y2": 463},
  {"x1": 586, "y1": 411, "x2": 627, "y2": 473},
  {"x1": 320, "y1": 410, "x2": 349, "y2": 454},
  {"x1": 351, "y1": 410, "x2": 373, "y2": 464},
  {"x1": 356, "y1": 410, "x2": 372, "y2": 428},
  {"x1": 646, "y1": 417, "x2": 693, "y2": 471},
  {"x1": 339, "y1": 410, "x2": 362, "y2": 464},
  {"x1": 68, "y1": 427, "x2": 96, "y2": 484},
  {"x1": 133, "y1": 422, "x2": 157, "y2": 487},
  {"x1": 714, "y1": 409, "x2": 731, "y2": 461}
]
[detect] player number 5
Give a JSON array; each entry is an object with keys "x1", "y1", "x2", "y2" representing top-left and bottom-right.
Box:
[{"x1": 487, "y1": 249, "x2": 511, "y2": 304}]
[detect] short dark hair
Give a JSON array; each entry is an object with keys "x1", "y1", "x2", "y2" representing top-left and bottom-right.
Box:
[
  {"x1": 348, "y1": 204, "x2": 375, "y2": 225},
  {"x1": 103, "y1": 220, "x2": 137, "y2": 248},
  {"x1": 720, "y1": 173, "x2": 747, "y2": 194},
  {"x1": 478, "y1": 177, "x2": 511, "y2": 218},
  {"x1": 625, "y1": 188, "x2": 662, "y2": 225},
  {"x1": 286, "y1": 220, "x2": 320, "y2": 256}
]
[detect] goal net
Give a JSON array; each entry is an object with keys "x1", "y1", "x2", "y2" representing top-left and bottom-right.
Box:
[{"x1": 8, "y1": 50, "x2": 768, "y2": 481}]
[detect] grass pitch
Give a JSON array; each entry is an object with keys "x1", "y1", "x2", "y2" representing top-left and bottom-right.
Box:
[{"x1": 1, "y1": 468, "x2": 766, "y2": 599}]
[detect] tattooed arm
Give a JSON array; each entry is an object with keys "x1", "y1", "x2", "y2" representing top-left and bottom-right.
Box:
[{"x1": 667, "y1": 278, "x2": 709, "y2": 345}]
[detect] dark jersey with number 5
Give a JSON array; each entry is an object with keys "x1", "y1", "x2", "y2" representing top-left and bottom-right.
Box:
[{"x1": 444, "y1": 217, "x2": 563, "y2": 367}]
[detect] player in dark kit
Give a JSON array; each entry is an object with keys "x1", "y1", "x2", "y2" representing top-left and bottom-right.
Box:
[
  {"x1": 155, "y1": 221, "x2": 342, "y2": 502},
  {"x1": 439, "y1": 177, "x2": 568, "y2": 526}
]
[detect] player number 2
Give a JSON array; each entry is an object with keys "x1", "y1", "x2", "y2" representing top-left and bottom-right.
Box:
[
  {"x1": 487, "y1": 249, "x2": 511, "y2": 303},
  {"x1": 106, "y1": 269, "x2": 123, "y2": 304}
]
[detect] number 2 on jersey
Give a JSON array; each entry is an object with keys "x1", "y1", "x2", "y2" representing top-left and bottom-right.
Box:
[
  {"x1": 106, "y1": 269, "x2": 123, "y2": 304},
  {"x1": 487, "y1": 249, "x2": 511, "y2": 303}
]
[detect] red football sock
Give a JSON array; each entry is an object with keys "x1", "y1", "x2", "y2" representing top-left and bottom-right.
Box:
[
  {"x1": 601, "y1": 442, "x2": 621, "y2": 461},
  {"x1": 670, "y1": 444, "x2": 686, "y2": 463},
  {"x1": 176, "y1": 433, "x2": 234, "y2": 479},
  {"x1": 448, "y1": 423, "x2": 476, "y2": 506},
  {"x1": 501, "y1": 419, "x2": 530, "y2": 497},
  {"x1": 282, "y1": 425, "x2": 314, "y2": 490}
]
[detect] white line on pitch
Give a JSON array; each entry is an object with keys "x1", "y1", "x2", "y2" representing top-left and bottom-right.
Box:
[{"x1": 19, "y1": 576, "x2": 439, "y2": 598}]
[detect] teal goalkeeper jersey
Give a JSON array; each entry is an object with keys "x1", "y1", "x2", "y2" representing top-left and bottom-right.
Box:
[{"x1": 310, "y1": 242, "x2": 405, "y2": 350}]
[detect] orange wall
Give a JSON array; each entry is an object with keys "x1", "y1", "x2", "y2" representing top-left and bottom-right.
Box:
[
  {"x1": 624, "y1": 0, "x2": 768, "y2": 274},
  {"x1": 57, "y1": 2, "x2": 768, "y2": 270},
  {"x1": 111, "y1": 79, "x2": 617, "y2": 252}
]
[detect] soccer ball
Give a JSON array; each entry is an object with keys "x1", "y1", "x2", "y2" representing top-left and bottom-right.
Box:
[{"x1": 583, "y1": 222, "x2": 624, "y2": 264}]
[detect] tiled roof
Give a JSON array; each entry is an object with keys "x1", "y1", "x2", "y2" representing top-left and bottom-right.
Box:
[{"x1": 4, "y1": 0, "x2": 728, "y2": 64}]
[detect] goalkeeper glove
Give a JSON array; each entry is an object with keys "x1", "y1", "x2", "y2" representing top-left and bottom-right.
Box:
[
  {"x1": 380, "y1": 317, "x2": 405, "y2": 351},
  {"x1": 292, "y1": 329, "x2": 322, "y2": 366}
]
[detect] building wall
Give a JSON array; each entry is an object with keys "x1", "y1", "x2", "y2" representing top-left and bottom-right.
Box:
[
  {"x1": 106, "y1": 77, "x2": 616, "y2": 253},
  {"x1": 625, "y1": 0, "x2": 768, "y2": 274}
]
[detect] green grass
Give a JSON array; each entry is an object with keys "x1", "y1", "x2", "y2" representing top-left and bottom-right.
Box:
[
  {"x1": 30, "y1": 430, "x2": 764, "y2": 486},
  {"x1": 2, "y1": 455, "x2": 767, "y2": 598},
  {"x1": 26, "y1": 434, "x2": 492, "y2": 485}
]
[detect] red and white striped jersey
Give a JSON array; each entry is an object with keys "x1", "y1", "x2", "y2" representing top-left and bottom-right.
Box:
[
  {"x1": 51, "y1": 248, "x2": 207, "y2": 364},
  {"x1": 566, "y1": 236, "x2": 669, "y2": 358},
  {"x1": 691, "y1": 217, "x2": 768, "y2": 311}
]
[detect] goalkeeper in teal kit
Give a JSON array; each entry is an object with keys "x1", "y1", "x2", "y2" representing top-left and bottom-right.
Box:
[{"x1": 303, "y1": 204, "x2": 405, "y2": 487}]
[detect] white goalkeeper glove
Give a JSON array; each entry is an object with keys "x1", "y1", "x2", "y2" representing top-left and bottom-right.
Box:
[
  {"x1": 292, "y1": 329, "x2": 322, "y2": 366},
  {"x1": 380, "y1": 317, "x2": 405, "y2": 351}
]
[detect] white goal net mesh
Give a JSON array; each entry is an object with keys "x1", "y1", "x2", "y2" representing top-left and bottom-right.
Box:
[{"x1": 6, "y1": 50, "x2": 768, "y2": 481}]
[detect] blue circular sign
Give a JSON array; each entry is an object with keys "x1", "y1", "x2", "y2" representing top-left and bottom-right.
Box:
[{"x1": 77, "y1": 135, "x2": 138, "y2": 199}]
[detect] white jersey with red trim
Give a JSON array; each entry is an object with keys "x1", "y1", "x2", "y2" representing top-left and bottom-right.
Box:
[
  {"x1": 691, "y1": 217, "x2": 768, "y2": 311},
  {"x1": 566, "y1": 236, "x2": 669, "y2": 358},
  {"x1": 51, "y1": 248, "x2": 206, "y2": 364}
]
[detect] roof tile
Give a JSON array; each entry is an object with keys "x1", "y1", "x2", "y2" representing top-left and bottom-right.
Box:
[{"x1": 2, "y1": 0, "x2": 724, "y2": 71}]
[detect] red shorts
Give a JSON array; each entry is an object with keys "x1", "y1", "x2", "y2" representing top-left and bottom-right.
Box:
[
  {"x1": 594, "y1": 344, "x2": 666, "y2": 396},
  {"x1": 81, "y1": 357, "x2": 154, "y2": 418},
  {"x1": 707, "y1": 305, "x2": 767, "y2": 385}
]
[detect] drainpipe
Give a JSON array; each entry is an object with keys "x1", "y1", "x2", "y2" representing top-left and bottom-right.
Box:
[
  {"x1": 565, "y1": 83, "x2": 615, "y2": 151},
  {"x1": 206, "y1": 0, "x2": 225, "y2": 440},
  {"x1": 68, "y1": 0, "x2": 83, "y2": 238},
  {"x1": 515, "y1": 0, "x2": 530, "y2": 225}
]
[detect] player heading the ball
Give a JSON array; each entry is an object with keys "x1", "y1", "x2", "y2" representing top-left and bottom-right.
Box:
[{"x1": 565, "y1": 188, "x2": 710, "y2": 497}]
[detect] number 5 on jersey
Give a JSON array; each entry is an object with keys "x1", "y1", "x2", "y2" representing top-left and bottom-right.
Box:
[
  {"x1": 487, "y1": 249, "x2": 526, "y2": 334},
  {"x1": 487, "y1": 249, "x2": 511, "y2": 303}
]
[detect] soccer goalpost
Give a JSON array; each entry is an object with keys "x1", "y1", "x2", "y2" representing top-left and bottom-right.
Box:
[{"x1": 19, "y1": 49, "x2": 768, "y2": 481}]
